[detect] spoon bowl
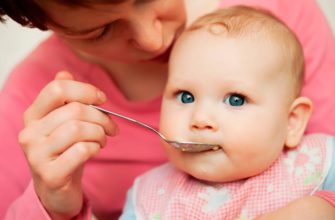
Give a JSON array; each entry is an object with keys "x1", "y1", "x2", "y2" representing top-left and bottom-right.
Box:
[{"x1": 89, "y1": 105, "x2": 220, "y2": 153}]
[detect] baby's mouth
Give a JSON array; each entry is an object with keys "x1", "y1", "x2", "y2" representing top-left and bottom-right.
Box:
[
  {"x1": 201, "y1": 145, "x2": 222, "y2": 152},
  {"x1": 181, "y1": 142, "x2": 222, "y2": 153}
]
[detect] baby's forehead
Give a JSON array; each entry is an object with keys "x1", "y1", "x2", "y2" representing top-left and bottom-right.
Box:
[
  {"x1": 176, "y1": 26, "x2": 285, "y2": 58},
  {"x1": 171, "y1": 28, "x2": 296, "y2": 84},
  {"x1": 181, "y1": 23, "x2": 298, "y2": 67},
  {"x1": 171, "y1": 7, "x2": 304, "y2": 96},
  {"x1": 183, "y1": 7, "x2": 299, "y2": 59},
  {"x1": 191, "y1": 21, "x2": 287, "y2": 45}
]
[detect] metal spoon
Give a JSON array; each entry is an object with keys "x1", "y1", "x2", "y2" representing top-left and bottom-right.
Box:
[{"x1": 89, "y1": 105, "x2": 221, "y2": 153}]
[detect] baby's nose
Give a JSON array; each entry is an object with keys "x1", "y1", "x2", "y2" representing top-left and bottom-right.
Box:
[{"x1": 190, "y1": 110, "x2": 218, "y2": 132}]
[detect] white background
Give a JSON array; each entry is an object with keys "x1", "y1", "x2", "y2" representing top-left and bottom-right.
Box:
[{"x1": 0, "y1": 0, "x2": 334, "y2": 88}]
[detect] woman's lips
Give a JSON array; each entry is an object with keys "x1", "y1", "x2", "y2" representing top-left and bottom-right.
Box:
[{"x1": 147, "y1": 25, "x2": 185, "y2": 63}]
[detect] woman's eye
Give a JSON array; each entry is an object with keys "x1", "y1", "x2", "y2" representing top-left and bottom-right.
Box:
[
  {"x1": 176, "y1": 91, "x2": 195, "y2": 104},
  {"x1": 89, "y1": 23, "x2": 115, "y2": 42},
  {"x1": 136, "y1": 0, "x2": 156, "y2": 4},
  {"x1": 90, "y1": 26, "x2": 110, "y2": 41},
  {"x1": 224, "y1": 94, "x2": 246, "y2": 107}
]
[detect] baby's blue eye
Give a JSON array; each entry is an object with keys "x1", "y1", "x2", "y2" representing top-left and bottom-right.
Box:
[
  {"x1": 177, "y1": 91, "x2": 194, "y2": 104},
  {"x1": 224, "y1": 94, "x2": 245, "y2": 106}
]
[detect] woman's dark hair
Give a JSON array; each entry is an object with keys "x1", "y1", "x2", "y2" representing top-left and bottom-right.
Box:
[
  {"x1": 0, "y1": 0, "x2": 48, "y2": 30},
  {"x1": 0, "y1": 0, "x2": 127, "y2": 30}
]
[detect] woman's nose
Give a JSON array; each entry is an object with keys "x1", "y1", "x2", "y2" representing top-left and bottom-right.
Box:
[{"x1": 130, "y1": 18, "x2": 164, "y2": 52}]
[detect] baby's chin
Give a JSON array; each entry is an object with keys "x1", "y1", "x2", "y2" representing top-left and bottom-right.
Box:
[
  {"x1": 169, "y1": 148, "x2": 233, "y2": 182},
  {"x1": 169, "y1": 149, "x2": 269, "y2": 183}
]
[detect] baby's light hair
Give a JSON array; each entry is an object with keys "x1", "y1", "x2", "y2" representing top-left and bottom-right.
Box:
[{"x1": 187, "y1": 5, "x2": 304, "y2": 97}]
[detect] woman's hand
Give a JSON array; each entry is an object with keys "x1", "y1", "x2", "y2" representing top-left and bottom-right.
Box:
[{"x1": 18, "y1": 71, "x2": 118, "y2": 220}]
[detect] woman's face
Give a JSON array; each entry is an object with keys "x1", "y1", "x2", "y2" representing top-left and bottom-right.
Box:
[{"x1": 37, "y1": 0, "x2": 186, "y2": 64}]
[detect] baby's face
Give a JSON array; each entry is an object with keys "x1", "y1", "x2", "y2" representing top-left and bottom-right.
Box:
[{"x1": 160, "y1": 28, "x2": 296, "y2": 182}]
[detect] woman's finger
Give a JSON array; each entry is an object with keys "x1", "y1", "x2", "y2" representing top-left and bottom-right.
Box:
[
  {"x1": 36, "y1": 102, "x2": 117, "y2": 136},
  {"x1": 53, "y1": 141, "x2": 101, "y2": 179},
  {"x1": 43, "y1": 120, "x2": 108, "y2": 157},
  {"x1": 24, "y1": 79, "x2": 106, "y2": 125}
]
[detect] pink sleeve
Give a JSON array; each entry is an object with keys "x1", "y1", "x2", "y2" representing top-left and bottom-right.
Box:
[
  {"x1": 0, "y1": 47, "x2": 48, "y2": 217},
  {"x1": 4, "y1": 182, "x2": 53, "y2": 220},
  {"x1": 4, "y1": 182, "x2": 92, "y2": 220},
  {"x1": 0, "y1": 48, "x2": 92, "y2": 219},
  {"x1": 220, "y1": 0, "x2": 335, "y2": 135},
  {"x1": 314, "y1": 191, "x2": 335, "y2": 207}
]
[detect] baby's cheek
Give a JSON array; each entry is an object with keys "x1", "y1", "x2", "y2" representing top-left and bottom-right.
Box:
[
  {"x1": 160, "y1": 121, "x2": 182, "y2": 141},
  {"x1": 164, "y1": 145, "x2": 186, "y2": 169}
]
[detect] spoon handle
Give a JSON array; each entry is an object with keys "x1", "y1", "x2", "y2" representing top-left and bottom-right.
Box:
[
  {"x1": 89, "y1": 105, "x2": 220, "y2": 153},
  {"x1": 89, "y1": 105, "x2": 165, "y2": 139}
]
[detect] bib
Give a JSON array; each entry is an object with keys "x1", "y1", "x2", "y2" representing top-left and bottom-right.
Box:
[{"x1": 133, "y1": 134, "x2": 333, "y2": 220}]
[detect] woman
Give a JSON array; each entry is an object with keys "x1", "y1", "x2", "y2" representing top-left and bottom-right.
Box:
[{"x1": 0, "y1": 0, "x2": 334, "y2": 219}]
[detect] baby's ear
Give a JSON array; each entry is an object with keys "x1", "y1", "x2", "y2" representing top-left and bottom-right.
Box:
[{"x1": 285, "y1": 97, "x2": 313, "y2": 148}]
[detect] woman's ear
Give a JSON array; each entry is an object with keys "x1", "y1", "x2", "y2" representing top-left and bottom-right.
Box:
[{"x1": 285, "y1": 97, "x2": 313, "y2": 148}]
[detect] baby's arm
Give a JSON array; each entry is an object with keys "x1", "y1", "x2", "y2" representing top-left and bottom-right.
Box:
[
  {"x1": 314, "y1": 191, "x2": 335, "y2": 207},
  {"x1": 255, "y1": 195, "x2": 335, "y2": 220}
]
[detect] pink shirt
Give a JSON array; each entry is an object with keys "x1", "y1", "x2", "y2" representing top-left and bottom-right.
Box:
[
  {"x1": 0, "y1": 35, "x2": 166, "y2": 219},
  {"x1": 0, "y1": 0, "x2": 334, "y2": 219}
]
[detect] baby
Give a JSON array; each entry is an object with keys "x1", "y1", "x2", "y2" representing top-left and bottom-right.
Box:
[{"x1": 121, "y1": 6, "x2": 335, "y2": 220}]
